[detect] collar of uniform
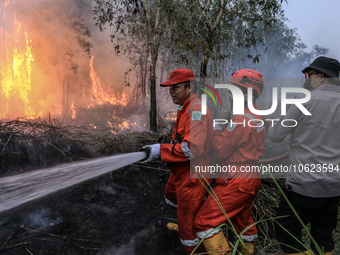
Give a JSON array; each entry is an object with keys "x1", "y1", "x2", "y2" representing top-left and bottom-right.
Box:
[
  {"x1": 314, "y1": 84, "x2": 340, "y2": 92},
  {"x1": 180, "y1": 94, "x2": 198, "y2": 111},
  {"x1": 244, "y1": 104, "x2": 260, "y2": 118},
  {"x1": 245, "y1": 104, "x2": 259, "y2": 112},
  {"x1": 177, "y1": 105, "x2": 182, "y2": 111}
]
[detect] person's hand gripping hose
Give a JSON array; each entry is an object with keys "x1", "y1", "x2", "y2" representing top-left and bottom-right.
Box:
[{"x1": 142, "y1": 144, "x2": 160, "y2": 163}]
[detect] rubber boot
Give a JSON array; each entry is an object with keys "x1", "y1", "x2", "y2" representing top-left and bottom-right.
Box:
[
  {"x1": 166, "y1": 222, "x2": 178, "y2": 231},
  {"x1": 312, "y1": 251, "x2": 332, "y2": 255},
  {"x1": 203, "y1": 231, "x2": 231, "y2": 255},
  {"x1": 238, "y1": 242, "x2": 256, "y2": 255},
  {"x1": 323, "y1": 252, "x2": 332, "y2": 255},
  {"x1": 286, "y1": 251, "x2": 313, "y2": 255}
]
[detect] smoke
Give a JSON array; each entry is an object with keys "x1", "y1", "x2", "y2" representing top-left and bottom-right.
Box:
[
  {"x1": 96, "y1": 227, "x2": 153, "y2": 255},
  {"x1": 22, "y1": 208, "x2": 62, "y2": 229},
  {"x1": 0, "y1": 207, "x2": 62, "y2": 236}
]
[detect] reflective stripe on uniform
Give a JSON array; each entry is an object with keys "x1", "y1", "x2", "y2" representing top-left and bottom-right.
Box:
[
  {"x1": 180, "y1": 237, "x2": 200, "y2": 246},
  {"x1": 243, "y1": 113, "x2": 265, "y2": 132},
  {"x1": 241, "y1": 234, "x2": 258, "y2": 242},
  {"x1": 257, "y1": 124, "x2": 265, "y2": 132},
  {"x1": 164, "y1": 196, "x2": 177, "y2": 208},
  {"x1": 187, "y1": 102, "x2": 201, "y2": 113},
  {"x1": 181, "y1": 142, "x2": 195, "y2": 160},
  {"x1": 196, "y1": 228, "x2": 221, "y2": 240},
  {"x1": 243, "y1": 113, "x2": 257, "y2": 124}
]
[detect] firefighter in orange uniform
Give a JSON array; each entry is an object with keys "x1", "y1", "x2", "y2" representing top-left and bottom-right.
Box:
[
  {"x1": 194, "y1": 69, "x2": 266, "y2": 255},
  {"x1": 143, "y1": 69, "x2": 213, "y2": 255}
]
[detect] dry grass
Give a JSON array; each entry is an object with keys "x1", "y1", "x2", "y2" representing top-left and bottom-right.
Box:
[{"x1": 0, "y1": 117, "x2": 166, "y2": 177}]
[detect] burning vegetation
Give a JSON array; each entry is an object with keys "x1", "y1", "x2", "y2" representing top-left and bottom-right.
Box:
[
  {"x1": 0, "y1": 1, "x2": 177, "y2": 253},
  {"x1": 0, "y1": 0, "x2": 147, "y2": 135},
  {"x1": 0, "y1": 0, "x2": 35, "y2": 119}
]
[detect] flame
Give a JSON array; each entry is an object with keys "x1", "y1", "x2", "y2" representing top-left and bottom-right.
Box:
[
  {"x1": 89, "y1": 123, "x2": 97, "y2": 129},
  {"x1": 0, "y1": 1, "x2": 63, "y2": 119},
  {"x1": 85, "y1": 55, "x2": 128, "y2": 108},
  {"x1": 164, "y1": 111, "x2": 177, "y2": 122},
  {"x1": 0, "y1": 3, "x2": 135, "y2": 132},
  {"x1": 70, "y1": 102, "x2": 76, "y2": 119},
  {"x1": 3, "y1": 0, "x2": 10, "y2": 8},
  {"x1": 77, "y1": 55, "x2": 135, "y2": 133},
  {"x1": 0, "y1": 8, "x2": 35, "y2": 119},
  {"x1": 119, "y1": 120, "x2": 130, "y2": 130},
  {"x1": 107, "y1": 119, "x2": 138, "y2": 133}
]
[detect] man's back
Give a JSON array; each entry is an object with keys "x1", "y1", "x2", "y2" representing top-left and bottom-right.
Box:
[
  {"x1": 269, "y1": 56, "x2": 340, "y2": 255},
  {"x1": 269, "y1": 84, "x2": 340, "y2": 197},
  {"x1": 290, "y1": 84, "x2": 340, "y2": 166}
]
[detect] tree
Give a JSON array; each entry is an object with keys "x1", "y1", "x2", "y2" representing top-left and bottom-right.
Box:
[
  {"x1": 311, "y1": 44, "x2": 329, "y2": 58},
  {"x1": 93, "y1": 0, "x2": 171, "y2": 132},
  {"x1": 143, "y1": 0, "x2": 162, "y2": 132},
  {"x1": 233, "y1": 7, "x2": 304, "y2": 77},
  {"x1": 166, "y1": 0, "x2": 286, "y2": 80},
  {"x1": 92, "y1": 0, "x2": 288, "y2": 131}
]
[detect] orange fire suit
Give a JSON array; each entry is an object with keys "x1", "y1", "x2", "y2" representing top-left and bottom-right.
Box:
[
  {"x1": 195, "y1": 106, "x2": 265, "y2": 243},
  {"x1": 161, "y1": 94, "x2": 213, "y2": 254}
]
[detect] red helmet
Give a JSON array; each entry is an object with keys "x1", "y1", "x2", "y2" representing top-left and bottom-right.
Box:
[{"x1": 229, "y1": 69, "x2": 264, "y2": 95}]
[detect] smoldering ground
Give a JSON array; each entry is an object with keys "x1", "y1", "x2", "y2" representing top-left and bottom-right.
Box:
[
  {"x1": 0, "y1": 124, "x2": 182, "y2": 255},
  {"x1": 0, "y1": 165, "x2": 182, "y2": 255}
]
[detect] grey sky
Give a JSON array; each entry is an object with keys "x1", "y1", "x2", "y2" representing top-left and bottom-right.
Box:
[{"x1": 282, "y1": 0, "x2": 340, "y2": 60}]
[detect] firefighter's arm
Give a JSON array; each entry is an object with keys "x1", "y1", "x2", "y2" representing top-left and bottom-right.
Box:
[
  {"x1": 160, "y1": 110, "x2": 209, "y2": 163},
  {"x1": 213, "y1": 119, "x2": 247, "y2": 160},
  {"x1": 160, "y1": 142, "x2": 191, "y2": 163}
]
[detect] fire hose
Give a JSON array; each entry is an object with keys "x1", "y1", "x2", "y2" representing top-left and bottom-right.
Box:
[
  {"x1": 0, "y1": 148, "x2": 289, "y2": 215},
  {"x1": 0, "y1": 151, "x2": 148, "y2": 215}
]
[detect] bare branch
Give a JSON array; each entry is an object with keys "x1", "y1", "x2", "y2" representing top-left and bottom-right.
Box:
[
  {"x1": 194, "y1": 30, "x2": 206, "y2": 43},
  {"x1": 143, "y1": 0, "x2": 152, "y2": 37},
  {"x1": 212, "y1": 0, "x2": 227, "y2": 30},
  {"x1": 202, "y1": 0, "x2": 213, "y2": 30},
  {"x1": 206, "y1": 0, "x2": 212, "y2": 11},
  {"x1": 196, "y1": 0, "x2": 204, "y2": 10}
]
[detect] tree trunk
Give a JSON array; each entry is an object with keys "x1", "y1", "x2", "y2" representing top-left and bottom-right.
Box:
[
  {"x1": 142, "y1": 46, "x2": 148, "y2": 107},
  {"x1": 200, "y1": 31, "x2": 214, "y2": 79},
  {"x1": 200, "y1": 46, "x2": 209, "y2": 79},
  {"x1": 199, "y1": 33, "x2": 213, "y2": 98},
  {"x1": 149, "y1": 51, "x2": 158, "y2": 132},
  {"x1": 143, "y1": 0, "x2": 161, "y2": 132}
]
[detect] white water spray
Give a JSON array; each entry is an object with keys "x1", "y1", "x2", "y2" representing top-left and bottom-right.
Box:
[{"x1": 0, "y1": 151, "x2": 147, "y2": 214}]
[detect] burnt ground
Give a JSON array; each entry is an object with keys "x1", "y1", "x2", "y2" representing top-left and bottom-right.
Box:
[
  {"x1": 0, "y1": 162, "x2": 182, "y2": 255},
  {"x1": 0, "y1": 122, "x2": 339, "y2": 255},
  {"x1": 0, "y1": 119, "x2": 183, "y2": 255}
]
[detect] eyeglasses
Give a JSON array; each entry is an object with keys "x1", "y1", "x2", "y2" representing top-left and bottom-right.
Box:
[
  {"x1": 305, "y1": 72, "x2": 320, "y2": 79},
  {"x1": 168, "y1": 83, "x2": 188, "y2": 92}
]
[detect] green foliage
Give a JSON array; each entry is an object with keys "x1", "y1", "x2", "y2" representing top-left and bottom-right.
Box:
[
  {"x1": 160, "y1": 0, "x2": 287, "y2": 78},
  {"x1": 92, "y1": 0, "x2": 288, "y2": 77}
]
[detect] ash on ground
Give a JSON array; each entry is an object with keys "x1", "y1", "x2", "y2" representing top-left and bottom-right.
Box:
[{"x1": 0, "y1": 163, "x2": 182, "y2": 255}]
